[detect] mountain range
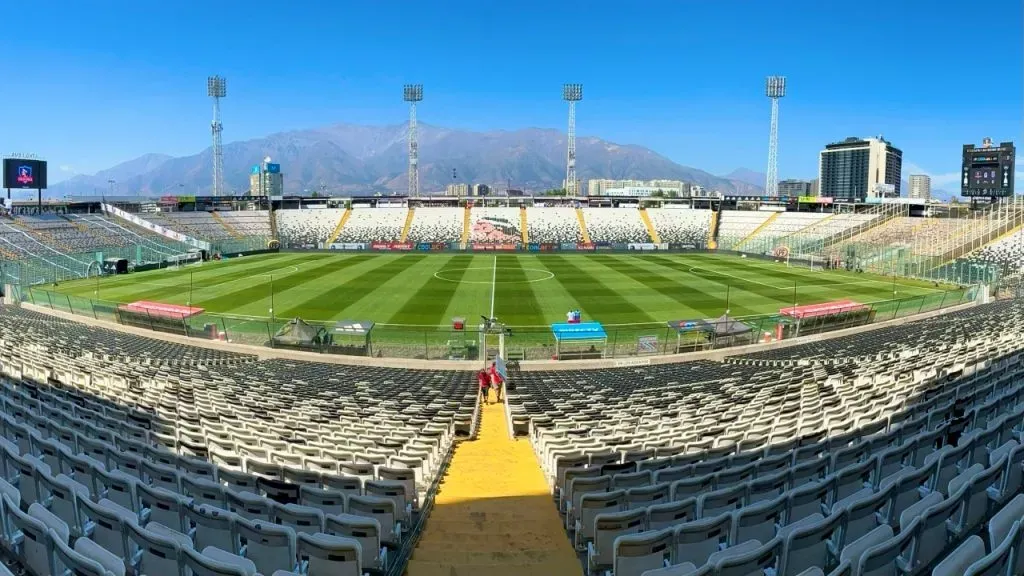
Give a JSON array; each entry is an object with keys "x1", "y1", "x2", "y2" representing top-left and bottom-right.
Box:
[{"x1": 52, "y1": 123, "x2": 765, "y2": 197}]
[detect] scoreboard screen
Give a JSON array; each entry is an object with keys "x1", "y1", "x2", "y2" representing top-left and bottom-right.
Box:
[
  {"x1": 2, "y1": 158, "x2": 48, "y2": 190},
  {"x1": 970, "y1": 165, "x2": 1000, "y2": 188},
  {"x1": 962, "y1": 141, "x2": 1015, "y2": 197}
]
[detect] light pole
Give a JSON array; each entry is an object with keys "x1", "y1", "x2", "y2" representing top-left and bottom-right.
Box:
[
  {"x1": 403, "y1": 84, "x2": 424, "y2": 197},
  {"x1": 208, "y1": 75, "x2": 227, "y2": 197},
  {"x1": 562, "y1": 83, "x2": 583, "y2": 196},
  {"x1": 765, "y1": 76, "x2": 786, "y2": 198}
]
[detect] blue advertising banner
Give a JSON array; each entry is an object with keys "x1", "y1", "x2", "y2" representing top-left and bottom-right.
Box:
[
  {"x1": 560, "y1": 242, "x2": 578, "y2": 251},
  {"x1": 528, "y1": 243, "x2": 541, "y2": 252},
  {"x1": 417, "y1": 243, "x2": 432, "y2": 251}
]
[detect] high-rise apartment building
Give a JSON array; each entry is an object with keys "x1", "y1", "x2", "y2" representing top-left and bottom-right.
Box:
[
  {"x1": 908, "y1": 174, "x2": 931, "y2": 200},
  {"x1": 249, "y1": 163, "x2": 283, "y2": 197},
  {"x1": 446, "y1": 183, "x2": 470, "y2": 197},
  {"x1": 777, "y1": 179, "x2": 813, "y2": 197},
  {"x1": 818, "y1": 137, "x2": 902, "y2": 201},
  {"x1": 587, "y1": 179, "x2": 687, "y2": 197}
]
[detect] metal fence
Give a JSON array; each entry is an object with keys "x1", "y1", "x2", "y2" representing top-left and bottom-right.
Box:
[{"x1": 24, "y1": 286, "x2": 975, "y2": 362}]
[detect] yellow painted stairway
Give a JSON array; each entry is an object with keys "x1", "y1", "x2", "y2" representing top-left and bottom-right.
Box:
[
  {"x1": 400, "y1": 208, "x2": 416, "y2": 243},
  {"x1": 325, "y1": 208, "x2": 352, "y2": 246},
  {"x1": 735, "y1": 211, "x2": 780, "y2": 250},
  {"x1": 406, "y1": 401, "x2": 580, "y2": 576},
  {"x1": 520, "y1": 207, "x2": 529, "y2": 244},
  {"x1": 461, "y1": 205, "x2": 472, "y2": 247},
  {"x1": 211, "y1": 211, "x2": 244, "y2": 239},
  {"x1": 574, "y1": 207, "x2": 591, "y2": 244},
  {"x1": 639, "y1": 208, "x2": 661, "y2": 243},
  {"x1": 707, "y1": 209, "x2": 720, "y2": 249}
]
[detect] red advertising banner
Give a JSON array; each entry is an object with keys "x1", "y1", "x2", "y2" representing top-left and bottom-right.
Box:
[
  {"x1": 576, "y1": 243, "x2": 596, "y2": 251},
  {"x1": 779, "y1": 299, "x2": 866, "y2": 319},
  {"x1": 371, "y1": 242, "x2": 413, "y2": 251},
  {"x1": 120, "y1": 301, "x2": 204, "y2": 319}
]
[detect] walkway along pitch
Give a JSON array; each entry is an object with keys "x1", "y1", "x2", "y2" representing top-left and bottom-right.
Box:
[{"x1": 406, "y1": 399, "x2": 581, "y2": 576}]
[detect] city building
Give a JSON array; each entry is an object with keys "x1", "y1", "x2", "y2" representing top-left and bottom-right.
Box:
[
  {"x1": 809, "y1": 178, "x2": 820, "y2": 196},
  {"x1": 250, "y1": 162, "x2": 283, "y2": 197},
  {"x1": 472, "y1": 184, "x2": 490, "y2": 197},
  {"x1": 908, "y1": 174, "x2": 931, "y2": 200},
  {"x1": 818, "y1": 136, "x2": 902, "y2": 201},
  {"x1": 588, "y1": 178, "x2": 687, "y2": 197},
  {"x1": 446, "y1": 183, "x2": 470, "y2": 197},
  {"x1": 778, "y1": 179, "x2": 813, "y2": 197}
]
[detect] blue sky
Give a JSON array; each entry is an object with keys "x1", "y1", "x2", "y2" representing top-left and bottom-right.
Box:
[{"x1": 1, "y1": 0, "x2": 1020, "y2": 191}]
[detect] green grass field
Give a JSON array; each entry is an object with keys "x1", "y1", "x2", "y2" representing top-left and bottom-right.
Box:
[{"x1": 45, "y1": 251, "x2": 954, "y2": 328}]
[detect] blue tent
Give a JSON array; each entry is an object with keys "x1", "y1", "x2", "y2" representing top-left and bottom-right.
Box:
[{"x1": 550, "y1": 322, "x2": 607, "y2": 358}]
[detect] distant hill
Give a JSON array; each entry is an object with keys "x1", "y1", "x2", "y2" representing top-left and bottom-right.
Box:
[
  {"x1": 52, "y1": 123, "x2": 764, "y2": 196},
  {"x1": 723, "y1": 168, "x2": 766, "y2": 188},
  {"x1": 58, "y1": 153, "x2": 174, "y2": 195}
]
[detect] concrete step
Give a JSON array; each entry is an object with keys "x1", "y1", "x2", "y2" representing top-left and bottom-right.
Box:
[
  {"x1": 419, "y1": 519, "x2": 561, "y2": 534},
  {"x1": 411, "y1": 549, "x2": 572, "y2": 564},
  {"x1": 405, "y1": 559, "x2": 583, "y2": 576},
  {"x1": 416, "y1": 531, "x2": 565, "y2": 551}
]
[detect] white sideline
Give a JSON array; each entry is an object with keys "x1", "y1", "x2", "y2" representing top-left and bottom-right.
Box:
[{"x1": 489, "y1": 255, "x2": 497, "y2": 319}]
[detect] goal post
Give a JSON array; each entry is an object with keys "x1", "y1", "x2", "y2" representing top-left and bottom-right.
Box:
[{"x1": 167, "y1": 250, "x2": 203, "y2": 270}]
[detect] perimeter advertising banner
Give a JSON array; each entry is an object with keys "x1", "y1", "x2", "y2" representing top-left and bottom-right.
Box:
[
  {"x1": 560, "y1": 243, "x2": 577, "y2": 251},
  {"x1": 471, "y1": 243, "x2": 517, "y2": 251},
  {"x1": 576, "y1": 243, "x2": 596, "y2": 251},
  {"x1": 329, "y1": 243, "x2": 366, "y2": 250},
  {"x1": 540, "y1": 243, "x2": 557, "y2": 252},
  {"x1": 628, "y1": 243, "x2": 658, "y2": 251},
  {"x1": 370, "y1": 242, "x2": 414, "y2": 251},
  {"x1": 527, "y1": 243, "x2": 541, "y2": 252}
]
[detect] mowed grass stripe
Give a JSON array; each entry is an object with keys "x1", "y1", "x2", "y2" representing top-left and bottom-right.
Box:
[
  {"x1": 538, "y1": 255, "x2": 653, "y2": 324},
  {"x1": 643, "y1": 254, "x2": 797, "y2": 301},
  {"x1": 688, "y1": 254, "x2": 936, "y2": 303},
  {"x1": 493, "y1": 255, "x2": 546, "y2": 326},
  {"x1": 284, "y1": 254, "x2": 425, "y2": 319},
  {"x1": 198, "y1": 254, "x2": 372, "y2": 313},
  {"x1": 101, "y1": 254, "x2": 328, "y2": 304},
  {"x1": 83, "y1": 255, "x2": 274, "y2": 292},
  {"x1": 62, "y1": 254, "x2": 292, "y2": 298},
  {"x1": 594, "y1": 254, "x2": 760, "y2": 317},
  {"x1": 389, "y1": 255, "x2": 475, "y2": 325}
]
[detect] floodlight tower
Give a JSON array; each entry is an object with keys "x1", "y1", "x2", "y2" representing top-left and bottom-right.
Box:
[
  {"x1": 765, "y1": 76, "x2": 786, "y2": 198},
  {"x1": 207, "y1": 75, "x2": 227, "y2": 197},
  {"x1": 563, "y1": 84, "x2": 583, "y2": 196},
  {"x1": 403, "y1": 84, "x2": 423, "y2": 197}
]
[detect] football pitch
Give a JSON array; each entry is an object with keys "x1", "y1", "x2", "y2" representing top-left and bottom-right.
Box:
[{"x1": 46, "y1": 252, "x2": 956, "y2": 329}]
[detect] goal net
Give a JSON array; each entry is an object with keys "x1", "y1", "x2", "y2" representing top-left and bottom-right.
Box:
[{"x1": 167, "y1": 250, "x2": 202, "y2": 270}]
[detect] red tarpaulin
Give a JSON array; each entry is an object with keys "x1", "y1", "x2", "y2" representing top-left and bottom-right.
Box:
[
  {"x1": 119, "y1": 301, "x2": 204, "y2": 319},
  {"x1": 779, "y1": 299, "x2": 867, "y2": 319}
]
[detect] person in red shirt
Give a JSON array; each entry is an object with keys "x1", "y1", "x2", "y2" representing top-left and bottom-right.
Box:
[
  {"x1": 477, "y1": 369, "x2": 491, "y2": 404},
  {"x1": 488, "y1": 362, "x2": 504, "y2": 402}
]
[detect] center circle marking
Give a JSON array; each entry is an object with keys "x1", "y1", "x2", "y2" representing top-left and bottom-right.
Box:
[{"x1": 432, "y1": 266, "x2": 555, "y2": 284}]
